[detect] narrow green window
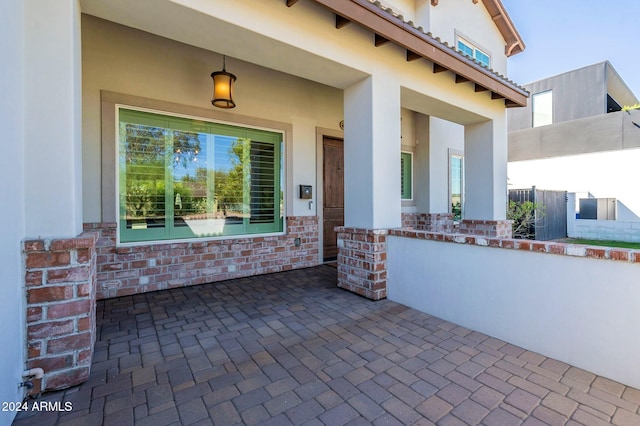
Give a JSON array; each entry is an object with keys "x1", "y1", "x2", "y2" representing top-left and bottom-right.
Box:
[
  {"x1": 118, "y1": 108, "x2": 283, "y2": 243},
  {"x1": 450, "y1": 153, "x2": 464, "y2": 221},
  {"x1": 401, "y1": 152, "x2": 413, "y2": 200}
]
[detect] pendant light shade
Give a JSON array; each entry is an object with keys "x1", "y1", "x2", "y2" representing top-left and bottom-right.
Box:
[{"x1": 211, "y1": 55, "x2": 237, "y2": 109}]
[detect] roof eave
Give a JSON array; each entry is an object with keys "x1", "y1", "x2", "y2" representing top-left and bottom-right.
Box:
[
  {"x1": 304, "y1": 0, "x2": 528, "y2": 107},
  {"x1": 481, "y1": 0, "x2": 525, "y2": 57}
]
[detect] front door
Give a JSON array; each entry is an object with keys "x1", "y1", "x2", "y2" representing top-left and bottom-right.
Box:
[{"x1": 323, "y1": 137, "x2": 344, "y2": 261}]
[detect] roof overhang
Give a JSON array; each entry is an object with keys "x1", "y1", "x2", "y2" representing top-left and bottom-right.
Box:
[
  {"x1": 480, "y1": 0, "x2": 525, "y2": 57},
  {"x1": 289, "y1": 0, "x2": 528, "y2": 107}
]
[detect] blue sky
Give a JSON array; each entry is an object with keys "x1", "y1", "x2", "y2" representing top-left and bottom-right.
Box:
[{"x1": 502, "y1": 0, "x2": 640, "y2": 99}]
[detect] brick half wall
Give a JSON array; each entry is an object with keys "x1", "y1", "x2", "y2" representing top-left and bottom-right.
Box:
[
  {"x1": 24, "y1": 232, "x2": 98, "y2": 394},
  {"x1": 335, "y1": 227, "x2": 388, "y2": 301},
  {"x1": 85, "y1": 216, "x2": 320, "y2": 299}
]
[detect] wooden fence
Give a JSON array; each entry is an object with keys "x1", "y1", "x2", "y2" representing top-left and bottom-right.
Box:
[{"x1": 509, "y1": 187, "x2": 567, "y2": 241}]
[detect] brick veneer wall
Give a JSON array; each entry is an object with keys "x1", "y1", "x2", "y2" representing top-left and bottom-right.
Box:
[
  {"x1": 24, "y1": 232, "x2": 98, "y2": 394},
  {"x1": 416, "y1": 213, "x2": 455, "y2": 232},
  {"x1": 85, "y1": 216, "x2": 319, "y2": 299},
  {"x1": 335, "y1": 227, "x2": 388, "y2": 301},
  {"x1": 388, "y1": 227, "x2": 640, "y2": 262},
  {"x1": 457, "y1": 219, "x2": 513, "y2": 238},
  {"x1": 401, "y1": 213, "x2": 417, "y2": 228}
]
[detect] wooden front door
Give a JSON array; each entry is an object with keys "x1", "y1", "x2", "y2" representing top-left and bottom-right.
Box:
[{"x1": 323, "y1": 137, "x2": 344, "y2": 261}]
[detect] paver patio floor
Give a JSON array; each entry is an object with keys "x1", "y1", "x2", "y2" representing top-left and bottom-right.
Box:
[{"x1": 13, "y1": 265, "x2": 640, "y2": 425}]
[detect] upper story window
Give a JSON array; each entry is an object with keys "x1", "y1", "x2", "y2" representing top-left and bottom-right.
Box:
[
  {"x1": 118, "y1": 107, "x2": 284, "y2": 243},
  {"x1": 457, "y1": 37, "x2": 491, "y2": 68},
  {"x1": 532, "y1": 91, "x2": 553, "y2": 127}
]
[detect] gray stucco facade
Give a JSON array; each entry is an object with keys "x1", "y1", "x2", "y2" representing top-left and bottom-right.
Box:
[{"x1": 508, "y1": 61, "x2": 640, "y2": 161}]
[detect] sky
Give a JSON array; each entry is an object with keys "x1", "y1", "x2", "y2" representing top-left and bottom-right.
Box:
[{"x1": 501, "y1": 0, "x2": 640, "y2": 98}]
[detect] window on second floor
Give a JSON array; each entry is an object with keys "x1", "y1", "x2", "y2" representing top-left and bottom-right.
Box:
[
  {"x1": 457, "y1": 37, "x2": 491, "y2": 68},
  {"x1": 532, "y1": 91, "x2": 553, "y2": 127}
]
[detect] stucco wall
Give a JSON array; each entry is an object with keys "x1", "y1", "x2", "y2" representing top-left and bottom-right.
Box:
[
  {"x1": 566, "y1": 193, "x2": 640, "y2": 241},
  {"x1": 429, "y1": 117, "x2": 464, "y2": 213},
  {"x1": 402, "y1": 113, "x2": 465, "y2": 216},
  {"x1": 509, "y1": 146, "x2": 640, "y2": 219},
  {"x1": 429, "y1": 0, "x2": 507, "y2": 74},
  {"x1": 0, "y1": 0, "x2": 27, "y2": 421},
  {"x1": 508, "y1": 63, "x2": 608, "y2": 132},
  {"x1": 81, "y1": 14, "x2": 344, "y2": 223},
  {"x1": 387, "y1": 235, "x2": 640, "y2": 390}
]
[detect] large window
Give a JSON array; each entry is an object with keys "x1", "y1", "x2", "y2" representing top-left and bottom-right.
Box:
[
  {"x1": 532, "y1": 91, "x2": 553, "y2": 127},
  {"x1": 401, "y1": 152, "x2": 413, "y2": 200},
  {"x1": 449, "y1": 151, "x2": 464, "y2": 221},
  {"x1": 457, "y1": 37, "x2": 491, "y2": 68},
  {"x1": 118, "y1": 108, "x2": 283, "y2": 243}
]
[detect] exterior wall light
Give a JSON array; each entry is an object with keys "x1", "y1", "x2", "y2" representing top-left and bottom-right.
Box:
[{"x1": 211, "y1": 55, "x2": 236, "y2": 109}]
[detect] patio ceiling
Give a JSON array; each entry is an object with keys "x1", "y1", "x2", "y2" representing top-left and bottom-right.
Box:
[
  {"x1": 80, "y1": 0, "x2": 369, "y2": 90},
  {"x1": 82, "y1": 0, "x2": 527, "y2": 109}
]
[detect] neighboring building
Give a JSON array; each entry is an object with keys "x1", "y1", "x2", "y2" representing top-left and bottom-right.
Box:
[
  {"x1": 1, "y1": 0, "x2": 527, "y2": 415},
  {"x1": 508, "y1": 61, "x2": 640, "y2": 225}
]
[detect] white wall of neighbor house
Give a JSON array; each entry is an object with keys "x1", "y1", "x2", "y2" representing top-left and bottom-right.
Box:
[
  {"x1": 508, "y1": 148, "x2": 640, "y2": 220},
  {"x1": 0, "y1": 0, "x2": 27, "y2": 422},
  {"x1": 81, "y1": 15, "x2": 344, "y2": 222},
  {"x1": 566, "y1": 193, "x2": 640, "y2": 243},
  {"x1": 387, "y1": 236, "x2": 640, "y2": 390}
]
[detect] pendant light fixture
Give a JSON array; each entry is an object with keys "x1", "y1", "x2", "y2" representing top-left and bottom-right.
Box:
[{"x1": 211, "y1": 55, "x2": 237, "y2": 109}]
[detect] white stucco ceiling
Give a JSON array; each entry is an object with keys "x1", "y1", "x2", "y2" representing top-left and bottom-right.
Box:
[{"x1": 80, "y1": 0, "x2": 368, "y2": 90}]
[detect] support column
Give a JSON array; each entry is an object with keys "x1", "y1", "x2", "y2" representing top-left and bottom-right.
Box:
[
  {"x1": 337, "y1": 75, "x2": 401, "y2": 300},
  {"x1": 25, "y1": 0, "x2": 83, "y2": 238},
  {"x1": 343, "y1": 75, "x2": 401, "y2": 229},
  {"x1": 21, "y1": 0, "x2": 95, "y2": 393},
  {"x1": 462, "y1": 118, "x2": 512, "y2": 238}
]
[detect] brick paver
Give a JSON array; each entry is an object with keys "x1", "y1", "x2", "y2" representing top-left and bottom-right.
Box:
[{"x1": 13, "y1": 266, "x2": 640, "y2": 425}]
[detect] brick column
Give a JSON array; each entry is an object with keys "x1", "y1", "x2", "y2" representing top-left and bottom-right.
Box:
[
  {"x1": 335, "y1": 227, "x2": 387, "y2": 301},
  {"x1": 24, "y1": 232, "x2": 98, "y2": 394},
  {"x1": 458, "y1": 219, "x2": 513, "y2": 238},
  {"x1": 416, "y1": 213, "x2": 455, "y2": 233}
]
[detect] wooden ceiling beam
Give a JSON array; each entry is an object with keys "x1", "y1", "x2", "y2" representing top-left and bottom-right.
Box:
[
  {"x1": 433, "y1": 63, "x2": 448, "y2": 73},
  {"x1": 374, "y1": 34, "x2": 389, "y2": 47},
  {"x1": 474, "y1": 84, "x2": 488, "y2": 92},
  {"x1": 491, "y1": 92, "x2": 505, "y2": 100},
  {"x1": 286, "y1": 0, "x2": 300, "y2": 6},
  {"x1": 335, "y1": 15, "x2": 351, "y2": 29},
  {"x1": 308, "y1": 0, "x2": 528, "y2": 106},
  {"x1": 455, "y1": 74, "x2": 469, "y2": 84},
  {"x1": 406, "y1": 50, "x2": 422, "y2": 62}
]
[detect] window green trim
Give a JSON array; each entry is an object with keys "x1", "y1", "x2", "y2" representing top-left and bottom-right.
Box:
[
  {"x1": 118, "y1": 108, "x2": 284, "y2": 243},
  {"x1": 449, "y1": 151, "x2": 464, "y2": 221},
  {"x1": 401, "y1": 152, "x2": 413, "y2": 200}
]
